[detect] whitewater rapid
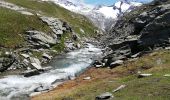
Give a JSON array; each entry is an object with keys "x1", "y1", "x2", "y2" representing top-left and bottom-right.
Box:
[{"x1": 0, "y1": 44, "x2": 102, "y2": 100}]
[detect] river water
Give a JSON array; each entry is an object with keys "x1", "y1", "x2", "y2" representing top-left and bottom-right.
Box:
[{"x1": 0, "y1": 44, "x2": 102, "y2": 100}]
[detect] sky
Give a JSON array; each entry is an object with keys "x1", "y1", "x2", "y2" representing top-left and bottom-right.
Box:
[
  {"x1": 84, "y1": 0, "x2": 153, "y2": 5},
  {"x1": 84, "y1": 0, "x2": 114, "y2": 5}
]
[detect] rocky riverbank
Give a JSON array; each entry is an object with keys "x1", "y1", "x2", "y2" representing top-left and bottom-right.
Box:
[
  {"x1": 32, "y1": 0, "x2": 170, "y2": 99},
  {"x1": 93, "y1": 0, "x2": 170, "y2": 70},
  {"x1": 0, "y1": 0, "x2": 102, "y2": 77},
  {"x1": 32, "y1": 49, "x2": 170, "y2": 100}
]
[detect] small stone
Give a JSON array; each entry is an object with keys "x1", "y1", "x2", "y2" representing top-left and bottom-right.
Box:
[
  {"x1": 96, "y1": 92, "x2": 114, "y2": 100},
  {"x1": 42, "y1": 53, "x2": 52, "y2": 60},
  {"x1": 112, "y1": 85, "x2": 126, "y2": 93},
  {"x1": 31, "y1": 63, "x2": 42, "y2": 70},
  {"x1": 165, "y1": 47, "x2": 170, "y2": 50},
  {"x1": 83, "y1": 77, "x2": 91, "y2": 80},
  {"x1": 131, "y1": 52, "x2": 141, "y2": 58},
  {"x1": 34, "y1": 85, "x2": 50, "y2": 92},
  {"x1": 138, "y1": 74, "x2": 152, "y2": 78},
  {"x1": 164, "y1": 74, "x2": 170, "y2": 77},
  {"x1": 110, "y1": 60, "x2": 123, "y2": 68},
  {"x1": 95, "y1": 65, "x2": 103, "y2": 68},
  {"x1": 21, "y1": 69, "x2": 40, "y2": 77},
  {"x1": 21, "y1": 54, "x2": 30, "y2": 58}
]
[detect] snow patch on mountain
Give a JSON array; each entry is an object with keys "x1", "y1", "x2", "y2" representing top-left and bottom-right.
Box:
[{"x1": 42, "y1": 0, "x2": 142, "y2": 31}]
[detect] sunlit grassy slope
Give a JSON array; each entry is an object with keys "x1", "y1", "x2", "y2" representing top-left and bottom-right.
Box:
[
  {"x1": 6, "y1": 0, "x2": 97, "y2": 37},
  {"x1": 0, "y1": 0, "x2": 97, "y2": 48},
  {"x1": 33, "y1": 50, "x2": 170, "y2": 100},
  {"x1": 0, "y1": 7, "x2": 51, "y2": 48}
]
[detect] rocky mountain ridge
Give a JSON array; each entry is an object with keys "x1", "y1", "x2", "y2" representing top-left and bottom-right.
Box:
[
  {"x1": 94, "y1": 0, "x2": 170, "y2": 69},
  {"x1": 45, "y1": 0, "x2": 142, "y2": 31}
]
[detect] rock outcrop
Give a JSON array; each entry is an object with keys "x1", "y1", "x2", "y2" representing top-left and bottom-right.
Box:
[
  {"x1": 26, "y1": 30, "x2": 57, "y2": 49},
  {"x1": 98, "y1": 0, "x2": 170, "y2": 68},
  {"x1": 0, "y1": 52, "x2": 16, "y2": 72}
]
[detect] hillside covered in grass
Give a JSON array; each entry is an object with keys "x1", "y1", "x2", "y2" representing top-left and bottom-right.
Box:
[
  {"x1": 0, "y1": 7, "x2": 52, "y2": 48},
  {"x1": 0, "y1": 0, "x2": 97, "y2": 48},
  {"x1": 6, "y1": 0, "x2": 97, "y2": 36},
  {"x1": 32, "y1": 0, "x2": 170, "y2": 99},
  {"x1": 33, "y1": 49, "x2": 170, "y2": 100},
  {"x1": 0, "y1": 0, "x2": 99, "y2": 73}
]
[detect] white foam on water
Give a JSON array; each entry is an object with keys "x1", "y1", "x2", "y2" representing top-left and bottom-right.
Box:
[{"x1": 0, "y1": 44, "x2": 102, "y2": 99}]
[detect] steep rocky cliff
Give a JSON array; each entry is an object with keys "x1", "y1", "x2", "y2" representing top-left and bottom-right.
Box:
[{"x1": 96, "y1": 0, "x2": 170, "y2": 68}]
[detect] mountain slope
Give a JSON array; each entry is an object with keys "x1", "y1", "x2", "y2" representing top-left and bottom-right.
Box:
[
  {"x1": 6, "y1": 0, "x2": 97, "y2": 37},
  {"x1": 0, "y1": 0, "x2": 98, "y2": 73},
  {"x1": 0, "y1": 7, "x2": 51, "y2": 48},
  {"x1": 33, "y1": 1, "x2": 170, "y2": 100},
  {"x1": 47, "y1": 0, "x2": 142, "y2": 31}
]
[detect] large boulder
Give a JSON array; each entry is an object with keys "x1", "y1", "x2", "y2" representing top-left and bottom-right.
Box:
[
  {"x1": 29, "y1": 57, "x2": 42, "y2": 70},
  {"x1": 96, "y1": 92, "x2": 114, "y2": 100},
  {"x1": 26, "y1": 30, "x2": 57, "y2": 48},
  {"x1": 40, "y1": 16, "x2": 72, "y2": 36},
  {"x1": 100, "y1": 1, "x2": 170, "y2": 69},
  {"x1": 139, "y1": 11, "x2": 170, "y2": 47},
  {"x1": 0, "y1": 54, "x2": 16, "y2": 72}
]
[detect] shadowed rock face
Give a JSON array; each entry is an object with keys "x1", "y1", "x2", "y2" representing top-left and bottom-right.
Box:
[
  {"x1": 97, "y1": 0, "x2": 170, "y2": 68},
  {"x1": 0, "y1": 54, "x2": 16, "y2": 72}
]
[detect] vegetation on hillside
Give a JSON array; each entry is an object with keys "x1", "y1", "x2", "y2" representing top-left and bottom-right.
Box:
[
  {"x1": 33, "y1": 50, "x2": 170, "y2": 100},
  {"x1": 0, "y1": 0, "x2": 97, "y2": 49},
  {"x1": 0, "y1": 7, "x2": 51, "y2": 48},
  {"x1": 6, "y1": 0, "x2": 97, "y2": 37}
]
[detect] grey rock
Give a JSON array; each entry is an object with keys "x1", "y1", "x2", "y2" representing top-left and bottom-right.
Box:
[
  {"x1": 138, "y1": 74, "x2": 152, "y2": 78},
  {"x1": 72, "y1": 33, "x2": 79, "y2": 41},
  {"x1": 22, "y1": 67, "x2": 52, "y2": 77},
  {"x1": 22, "y1": 59, "x2": 30, "y2": 66},
  {"x1": 0, "y1": 54, "x2": 16, "y2": 72},
  {"x1": 83, "y1": 77, "x2": 91, "y2": 80},
  {"x1": 131, "y1": 52, "x2": 142, "y2": 58},
  {"x1": 21, "y1": 54, "x2": 30, "y2": 58},
  {"x1": 112, "y1": 85, "x2": 126, "y2": 93},
  {"x1": 65, "y1": 42, "x2": 77, "y2": 51},
  {"x1": 29, "y1": 57, "x2": 42, "y2": 70},
  {"x1": 42, "y1": 53, "x2": 52, "y2": 60},
  {"x1": 110, "y1": 60, "x2": 123, "y2": 68},
  {"x1": 34, "y1": 85, "x2": 50, "y2": 92},
  {"x1": 40, "y1": 16, "x2": 66, "y2": 36},
  {"x1": 75, "y1": 43, "x2": 81, "y2": 49},
  {"x1": 165, "y1": 46, "x2": 170, "y2": 50},
  {"x1": 96, "y1": 92, "x2": 114, "y2": 100},
  {"x1": 139, "y1": 11, "x2": 170, "y2": 47},
  {"x1": 0, "y1": 58, "x2": 3, "y2": 63},
  {"x1": 95, "y1": 64, "x2": 103, "y2": 68},
  {"x1": 164, "y1": 74, "x2": 170, "y2": 77},
  {"x1": 26, "y1": 30, "x2": 56, "y2": 48},
  {"x1": 21, "y1": 69, "x2": 40, "y2": 77},
  {"x1": 94, "y1": 60, "x2": 103, "y2": 68}
]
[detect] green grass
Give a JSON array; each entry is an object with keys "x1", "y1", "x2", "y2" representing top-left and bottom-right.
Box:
[
  {"x1": 0, "y1": 7, "x2": 52, "y2": 48},
  {"x1": 52, "y1": 33, "x2": 71, "y2": 53},
  {"x1": 0, "y1": 0, "x2": 97, "y2": 51},
  {"x1": 6, "y1": 0, "x2": 97, "y2": 37},
  {"x1": 38, "y1": 50, "x2": 170, "y2": 100}
]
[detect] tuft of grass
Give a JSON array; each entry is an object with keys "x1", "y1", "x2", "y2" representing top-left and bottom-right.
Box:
[
  {"x1": 52, "y1": 33, "x2": 71, "y2": 53},
  {"x1": 32, "y1": 50, "x2": 170, "y2": 100},
  {"x1": 6, "y1": 0, "x2": 98, "y2": 37},
  {"x1": 0, "y1": 7, "x2": 52, "y2": 48}
]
